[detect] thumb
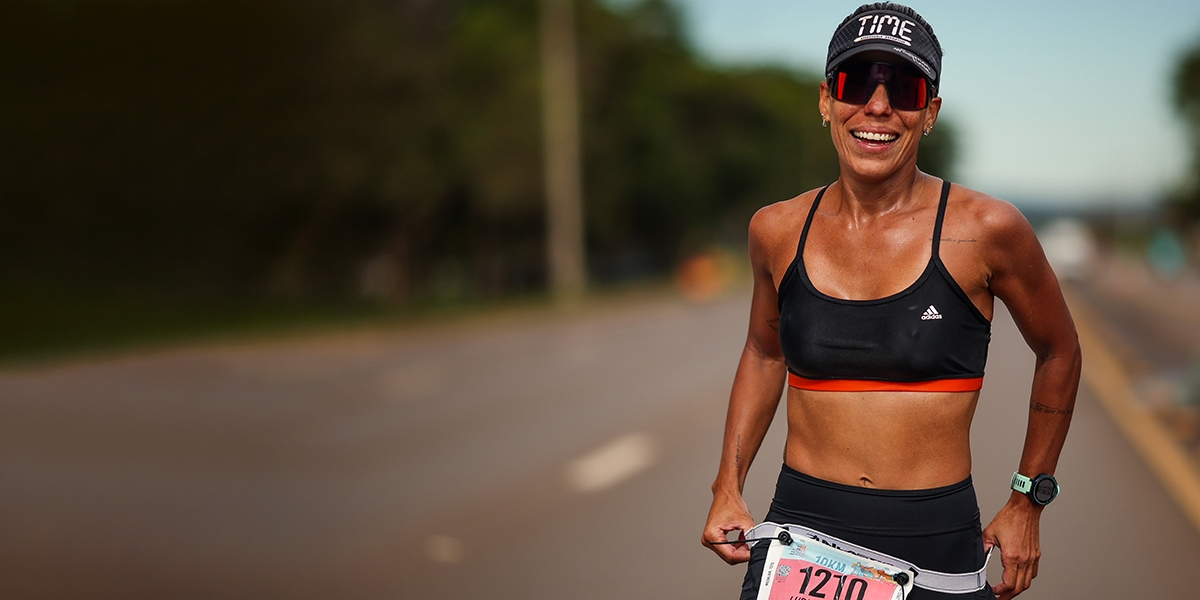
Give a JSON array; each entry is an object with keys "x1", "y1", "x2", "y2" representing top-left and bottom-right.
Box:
[{"x1": 981, "y1": 528, "x2": 998, "y2": 553}]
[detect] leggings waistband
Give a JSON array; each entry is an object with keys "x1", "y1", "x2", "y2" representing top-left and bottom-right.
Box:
[{"x1": 770, "y1": 464, "x2": 981, "y2": 537}]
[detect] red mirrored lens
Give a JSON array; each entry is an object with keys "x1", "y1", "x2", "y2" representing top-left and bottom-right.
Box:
[{"x1": 830, "y1": 62, "x2": 929, "y2": 110}]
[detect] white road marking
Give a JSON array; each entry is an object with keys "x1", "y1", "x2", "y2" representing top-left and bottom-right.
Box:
[
  {"x1": 425, "y1": 535, "x2": 465, "y2": 564},
  {"x1": 565, "y1": 432, "x2": 659, "y2": 493}
]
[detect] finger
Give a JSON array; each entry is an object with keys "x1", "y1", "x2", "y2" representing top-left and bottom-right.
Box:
[
  {"x1": 700, "y1": 530, "x2": 726, "y2": 555},
  {"x1": 981, "y1": 528, "x2": 1000, "y2": 556},
  {"x1": 711, "y1": 540, "x2": 751, "y2": 564},
  {"x1": 1001, "y1": 552, "x2": 1017, "y2": 591},
  {"x1": 1021, "y1": 557, "x2": 1035, "y2": 593},
  {"x1": 702, "y1": 523, "x2": 741, "y2": 546},
  {"x1": 992, "y1": 582, "x2": 1013, "y2": 600},
  {"x1": 702, "y1": 539, "x2": 723, "y2": 557},
  {"x1": 726, "y1": 543, "x2": 752, "y2": 565},
  {"x1": 702, "y1": 528, "x2": 752, "y2": 564},
  {"x1": 990, "y1": 552, "x2": 1009, "y2": 594},
  {"x1": 1014, "y1": 561, "x2": 1029, "y2": 596},
  {"x1": 980, "y1": 529, "x2": 996, "y2": 552}
]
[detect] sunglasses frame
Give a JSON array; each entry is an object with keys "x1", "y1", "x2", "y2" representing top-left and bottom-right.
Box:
[{"x1": 827, "y1": 61, "x2": 934, "y2": 111}]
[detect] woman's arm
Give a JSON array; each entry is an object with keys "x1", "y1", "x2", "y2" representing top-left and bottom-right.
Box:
[
  {"x1": 978, "y1": 201, "x2": 1082, "y2": 600},
  {"x1": 701, "y1": 208, "x2": 789, "y2": 565}
]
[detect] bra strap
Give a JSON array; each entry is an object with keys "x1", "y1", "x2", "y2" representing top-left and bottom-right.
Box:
[
  {"x1": 931, "y1": 179, "x2": 951, "y2": 256},
  {"x1": 796, "y1": 185, "x2": 830, "y2": 258}
]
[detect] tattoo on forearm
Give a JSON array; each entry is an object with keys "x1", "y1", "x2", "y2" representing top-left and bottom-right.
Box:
[
  {"x1": 767, "y1": 318, "x2": 779, "y2": 332},
  {"x1": 736, "y1": 434, "x2": 742, "y2": 470},
  {"x1": 1031, "y1": 401, "x2": 1073, "y2": 415}
]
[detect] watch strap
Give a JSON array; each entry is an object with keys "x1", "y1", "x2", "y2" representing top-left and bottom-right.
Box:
[{"x1": 1010, "y1": 472, "x2": 1033, "y2": 494}]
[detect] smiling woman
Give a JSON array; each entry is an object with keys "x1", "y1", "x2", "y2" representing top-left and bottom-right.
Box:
[{"x1": 699, "y1": 4, "x2": 1081, "y2": 600}]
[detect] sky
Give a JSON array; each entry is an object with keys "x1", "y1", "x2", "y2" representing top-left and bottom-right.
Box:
[{"x1": 615, "y1": 0, "x2": 1200, "y2": 208}]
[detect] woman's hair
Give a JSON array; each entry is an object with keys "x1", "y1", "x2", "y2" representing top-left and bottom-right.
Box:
[{"x1": 836, "y1": 3, "x2": 943, "y2": 60}]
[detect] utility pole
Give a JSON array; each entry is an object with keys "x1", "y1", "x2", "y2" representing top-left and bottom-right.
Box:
[{"x1": 539, "y1": 0, "x2": 586, "y2": 305}]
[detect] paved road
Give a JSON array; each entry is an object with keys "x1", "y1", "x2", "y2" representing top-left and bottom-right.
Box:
[{"x1": 2, "y1": 292, "x2": 1199, "y2": 598}]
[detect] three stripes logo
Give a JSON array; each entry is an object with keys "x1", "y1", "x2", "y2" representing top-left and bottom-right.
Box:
[{"x1": 920, "y1": 305, "x2": 942, "y2": 321}]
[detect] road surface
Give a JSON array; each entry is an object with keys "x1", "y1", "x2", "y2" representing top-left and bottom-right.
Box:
[{"x1": 2, "y1": 292, "x2": 1199, "y2": 598}]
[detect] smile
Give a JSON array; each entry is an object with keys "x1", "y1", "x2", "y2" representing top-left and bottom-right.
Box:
[{"x1": 852, "y1": 131, "x2": 898, "y2": 143}]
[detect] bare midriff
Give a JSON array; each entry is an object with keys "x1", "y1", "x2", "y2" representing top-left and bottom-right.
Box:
[{"x1": 784, "y1": 387, "x2": 979, "y2": 490}]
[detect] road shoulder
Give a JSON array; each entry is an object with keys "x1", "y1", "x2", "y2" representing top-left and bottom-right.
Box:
[{"x1": 1065, "y1": 287, "x2": 1200, "y2": 534}]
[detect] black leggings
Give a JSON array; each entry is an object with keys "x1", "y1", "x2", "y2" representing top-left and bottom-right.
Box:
[{"x1": 740, "y1": 465, "x2": 996, "y2": 600}]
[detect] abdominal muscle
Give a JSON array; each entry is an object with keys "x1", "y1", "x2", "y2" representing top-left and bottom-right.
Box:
[{"x1": 784, "y1": 387, "x2": 980, "y2": 490}]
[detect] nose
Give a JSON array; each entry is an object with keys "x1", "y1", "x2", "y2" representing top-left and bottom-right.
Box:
[{"x1": 863, "y1": 82, "x2": 892, "y2": 115}]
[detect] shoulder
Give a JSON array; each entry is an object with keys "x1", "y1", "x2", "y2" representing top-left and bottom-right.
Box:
[
  {"x1": 747, "y1": 186, "x2": 826, "y2": 271},
  {"x1": 947, "y1": 184, "x2": 1034, "y2": 241},
  {"x1": 749, "y1": 186, "x2": 824, "y2": 241},
  {"x1": 945, "y1": 184, "x2": 1041, "y2": 270}
]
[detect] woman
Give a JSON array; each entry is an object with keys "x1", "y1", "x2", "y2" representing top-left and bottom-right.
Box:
[{"x1": 700, "y1": 4, "x2": 1080, "y2": 600}]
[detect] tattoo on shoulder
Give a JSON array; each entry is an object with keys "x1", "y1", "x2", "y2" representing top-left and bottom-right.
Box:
[
  {"x1": 1031, "y1": 401, "x2": 1073, "y2": 416},
  {"x1": 767, "y1": 318, "x2": 779, "y2": 332}
]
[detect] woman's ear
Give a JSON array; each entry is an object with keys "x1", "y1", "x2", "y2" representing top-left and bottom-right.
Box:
[
  {"x1": 818, "y1": 80, "x2": 832, "y2": 125},
  {"x1": 924, "y1": 95, "x2": 942, "y2": 131}
]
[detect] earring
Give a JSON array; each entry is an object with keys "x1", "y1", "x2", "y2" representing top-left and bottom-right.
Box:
[
  {"x1": 923, "y1": 127, "x2": 931, "y2": 136},
  {"x1": 821, "y1": 114, "x2": 828, "y2": 128}
]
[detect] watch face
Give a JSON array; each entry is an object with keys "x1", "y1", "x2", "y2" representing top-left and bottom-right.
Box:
[{"x1": 1034, "y1": 478, "x2": 1057, "y2": 504}]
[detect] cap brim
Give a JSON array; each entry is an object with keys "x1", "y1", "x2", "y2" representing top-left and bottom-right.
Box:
[{"x1": 826, "y1": 44, "x2": 937, "y2": 84}]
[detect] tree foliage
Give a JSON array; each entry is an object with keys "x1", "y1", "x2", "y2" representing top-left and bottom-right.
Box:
[
  {"x1": 1, "y1": 0, "x2": 958, "y2": 306},
  {"x1": 1173, "y1": 38, "x2": 1200, "y2": 218}
]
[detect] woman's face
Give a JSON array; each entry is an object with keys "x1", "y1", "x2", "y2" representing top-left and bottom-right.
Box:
[{"x1": 818, "y1": 65, "x2": 941, "y2": 183}]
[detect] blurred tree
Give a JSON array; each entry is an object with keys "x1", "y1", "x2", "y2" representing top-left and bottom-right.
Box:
[
  {"x1": 917, "y1": 119, "x2": 956, "y2": 181},
  {"x1": 0, "y1": 0, "x2": 959, "y2": 326},
  {"x1": 579, "y1": 0, "x2": 840, "y2": 277},
  {"x1": 1173, "y1": 37, "x2": 1200, "y2": 219}
]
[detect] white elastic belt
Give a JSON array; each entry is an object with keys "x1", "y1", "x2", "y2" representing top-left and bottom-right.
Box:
[{"x1": 746, "y1": 522, "x2": 993, "y2": 594}]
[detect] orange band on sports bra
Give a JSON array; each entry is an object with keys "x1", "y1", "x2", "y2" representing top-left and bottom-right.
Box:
[{"x1": 788, "y1": 373, "x2": 983, "y2": 392}]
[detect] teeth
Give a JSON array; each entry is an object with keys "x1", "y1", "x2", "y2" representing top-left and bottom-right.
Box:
[{"x1": 853, "y1": 131, "x2": 898, "y2": 142}]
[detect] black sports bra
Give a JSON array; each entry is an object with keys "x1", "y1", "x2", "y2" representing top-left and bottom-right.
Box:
[{"x1": 777, "y1": 181, "x2": 991, "y2": 392}]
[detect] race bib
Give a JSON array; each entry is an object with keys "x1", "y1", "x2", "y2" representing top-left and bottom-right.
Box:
[{"x1": 757, "y1": 531, "x2": 914, "y2": 600}]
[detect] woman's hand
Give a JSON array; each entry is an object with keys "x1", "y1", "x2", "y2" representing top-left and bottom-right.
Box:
[
  {"x1": 701, "y1": 492, "x2": 757, "y2": 564},
  {"x1": 982, "y1": 496, "x2": 1042, "y2": 600}
]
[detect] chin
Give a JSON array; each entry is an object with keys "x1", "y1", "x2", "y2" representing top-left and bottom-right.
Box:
[{"x1": 843, "y1": 157, "x2": 909, "y2": 182}]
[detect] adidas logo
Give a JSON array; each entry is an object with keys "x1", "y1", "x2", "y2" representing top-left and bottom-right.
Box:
[{"x1": 920, "y1": 305, "x2": 943, "y2": 320}]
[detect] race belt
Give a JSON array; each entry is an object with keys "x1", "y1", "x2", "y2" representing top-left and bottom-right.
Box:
[{"x1": 746, "y1": 522, "x2": 993, "y2": 599}]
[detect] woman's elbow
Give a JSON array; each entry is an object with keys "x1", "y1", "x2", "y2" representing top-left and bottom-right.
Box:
[{"x1": 1041, "y1": 331, "x2": 1081, "y2": 376}]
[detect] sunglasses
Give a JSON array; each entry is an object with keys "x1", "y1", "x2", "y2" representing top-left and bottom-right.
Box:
[{"x1": 829, "y1": 62, "x2": 932, "y2": 111}]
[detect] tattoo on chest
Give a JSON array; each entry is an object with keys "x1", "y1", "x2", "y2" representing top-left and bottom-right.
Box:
[
  {"x1": 934, "y1": 237, "x2": 978, "y2": 243},
  {"x1": 767, "y1": 318, "x2": 779, "y2": 332},
  {"x1": 1031, "y1": 401, "x2": 1073, "y2": 415}
]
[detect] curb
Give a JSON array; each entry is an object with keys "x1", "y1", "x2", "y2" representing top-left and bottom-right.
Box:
[{"x1": 1065, "y1": 288, "x2": 1200, "y2": 534}]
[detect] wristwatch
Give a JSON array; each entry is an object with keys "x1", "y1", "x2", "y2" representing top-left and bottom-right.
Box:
[{"x1": 1010, "y1": 472, "x2": 1060, "y2": 506}]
